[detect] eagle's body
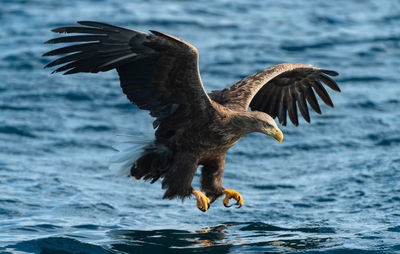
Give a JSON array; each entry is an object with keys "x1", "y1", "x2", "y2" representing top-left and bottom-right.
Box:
[{"x1": 44, "y1": 21, "x2": 341, "y2": 211}]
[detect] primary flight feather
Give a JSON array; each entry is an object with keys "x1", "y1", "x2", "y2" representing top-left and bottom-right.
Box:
[{"x1": 44, "y1": 21, "x2": 340, "y2": 212}]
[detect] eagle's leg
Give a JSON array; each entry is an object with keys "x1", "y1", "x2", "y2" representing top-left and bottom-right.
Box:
[
  {"x1": 192, "y1": 190, "x2": 210, "y2": 212},
  {"x1": 222, "y1": 189, "x2": 244, "y2": 208},
  {"x1": 161, "y1": 151, "x2": 212, "y2": 211},
  {"x1": 200, "y1": 154, "x2": 244, "y2": 208},
  {"x1": 200, "y1": 154, "x2": 225, "y2": 204}
]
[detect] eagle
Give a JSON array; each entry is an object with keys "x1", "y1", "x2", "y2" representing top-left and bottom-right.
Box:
[{"x1": 43, "y1": 21, "x2": 341, "y2": 212}]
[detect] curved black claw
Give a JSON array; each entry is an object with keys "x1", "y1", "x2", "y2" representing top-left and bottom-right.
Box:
[
  {"x1": 224, "y1": 196, "x2": 242, "y2": 208},
  {"x1": 224, "y1": 203, "x2": 233, "y2": 208},
  {"x1": 223, "y1": 189, "x2": 244, "y2": 208},
  {"x1": 236, "y1": 196, "x2": 242, "y2": 208},
  {"x1": 198, "y1": 202, "x2": 211, "y2": 212}
]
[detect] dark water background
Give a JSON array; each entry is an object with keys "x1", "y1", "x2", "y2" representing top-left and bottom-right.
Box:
[{"x1": 1, "y1": 0, "x2": 400, "y2": 253}]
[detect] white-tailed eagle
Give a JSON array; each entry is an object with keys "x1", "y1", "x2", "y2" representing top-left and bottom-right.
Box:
[{"x1": 44, "y1": 21, "x2": 340, "y2": 212}]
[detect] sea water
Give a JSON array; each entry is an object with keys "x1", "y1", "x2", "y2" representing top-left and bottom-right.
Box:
[{"x1": 0, "y1": 0, "x2": 399, "y2": 253}]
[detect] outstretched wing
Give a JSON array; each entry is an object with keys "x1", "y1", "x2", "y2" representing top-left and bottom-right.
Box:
[
  {"x1": 43, "y1": 21, "x2": 213, "y2": 132},
  {"x1": 209, "y1": 63, "x2": 340, "y2": 126}
]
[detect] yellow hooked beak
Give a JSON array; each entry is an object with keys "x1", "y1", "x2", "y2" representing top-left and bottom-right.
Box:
[{"x1": 265, "y1": 127, "x2": 284, "y2": 143}]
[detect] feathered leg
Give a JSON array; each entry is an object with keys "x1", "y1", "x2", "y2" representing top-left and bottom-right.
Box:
[
  {"x1": 200, "y1": 154, "x2": 244, "y2": 208},
  {"x1": 161, "y1": 151, "x2": 211, "y2": 211},
  {"x1": 162, "y1": 151, "x2": 198, "y2": 199},
  {"x1": 200, "y1": 155, "x2": 225, "y2": 203}
]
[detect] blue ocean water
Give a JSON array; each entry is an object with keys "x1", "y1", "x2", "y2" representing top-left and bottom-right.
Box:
[{"x1": 1, "y1": 0, "x2": 400, "y2": 253}]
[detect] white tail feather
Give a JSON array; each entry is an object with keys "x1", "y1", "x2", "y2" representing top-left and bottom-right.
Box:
[{"x1": 109, "y1": 134, "x2": 153, "y2": 177}]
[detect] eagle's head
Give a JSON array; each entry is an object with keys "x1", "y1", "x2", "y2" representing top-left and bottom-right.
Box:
[
  {"x1": 233, "y1": 111, "x2": 284, "y2": 143},
  {"x1": 251, "y1": 111, "x2": 284, "y2": 143}
]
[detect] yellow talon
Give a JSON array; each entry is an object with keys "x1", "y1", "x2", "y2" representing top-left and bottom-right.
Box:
[
  {"x1": 192, "y1": 190, "x2": 210, "y2": 212},
  {"x1": 223, "y1": 189, "x2": 244, "y2": 208}
]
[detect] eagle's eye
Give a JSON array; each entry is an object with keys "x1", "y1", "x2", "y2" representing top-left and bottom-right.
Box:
[{"x1": 263, "y1": 121, "x2": 272, "y2": 129}]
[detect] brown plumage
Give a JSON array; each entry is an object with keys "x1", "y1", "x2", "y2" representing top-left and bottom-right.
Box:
[{"x1": 43, "y1": 21, "x2": 340, "y2": 211}]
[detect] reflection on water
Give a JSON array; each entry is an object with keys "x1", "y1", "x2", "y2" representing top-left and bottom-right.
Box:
[
  {"x1": 107, "y1": 223, "x2": 334, "y2": 253},
  {"x1": 108, "y1": 226, "x2": 230, "y2": 253}
]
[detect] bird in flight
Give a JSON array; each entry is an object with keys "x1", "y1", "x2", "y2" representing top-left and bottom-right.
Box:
[{"x1": 44, "y1": 21, "x2": 340, "y2": 212}]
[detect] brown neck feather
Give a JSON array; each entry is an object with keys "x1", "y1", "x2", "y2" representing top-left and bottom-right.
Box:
[{"x1": 230, "y1": 111, "x2": 261, "y2": 135}]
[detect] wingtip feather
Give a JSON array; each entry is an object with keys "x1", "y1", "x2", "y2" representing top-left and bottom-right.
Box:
[
  {"x1": 321, "y1": 69, "x2": 339, "y2": 76},
  {"x1": 51, "y1": 27, "x2": 65, "y2": 33}
]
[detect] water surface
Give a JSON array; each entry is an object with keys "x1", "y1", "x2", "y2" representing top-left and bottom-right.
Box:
[{"x1": 0, "y1": 0, "x2": 400, "y2": 253}]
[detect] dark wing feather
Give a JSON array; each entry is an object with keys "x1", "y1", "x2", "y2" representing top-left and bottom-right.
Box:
[
  {"x1": 209, "y1": 63, "x2": 340, "y2": 126},
  {"x1": 43, "y1": 42, "x2": 101, "y2": 56},
  {"x1": 51, "y1": 26, "x2": 113, "y2": 34},
  {"x1": 45, "y1": 35, "x2": 108, "y2": 44},
  {"x1": 303, "y1": 85, "x2": 321, "y2": 114},
  {"x1": 295, "y1": 85, "x2": 310, "y2": 123},
  {"x1": 287, "y1": 87, "x2": 298, "y2": 125},
  {"x1": 44, "y1": 21, "x2": 213, "y2": 138},
  {"x1": 319, "y1": 74, "x2": 341, "y2": 92},
  {"x1": 311, "y1": 80, "x2": 334, "y2": 108}
]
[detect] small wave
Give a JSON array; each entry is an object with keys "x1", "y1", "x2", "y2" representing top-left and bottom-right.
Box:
[
  {"x1": 0, "y1": 126, "x2": 36, "y2": 138},
  {"x1": 293, "y1": 203, "x2": 314, "y2": 208},
  {"x1": 74, "y1": 125, "x2": 112, "y2": 132},
  {"x1": 339, "y1": 76, "x2": 384, "y2": 83},
  {"x1": 72, "y1": 224, "x2": 103, "y2": 230},
  {"x1": 0, "y1": 105, "x2": 38, "y2": 111},
  {"x1": 60, "y1": 92, "x2": 92, "y2": 101},
  {"x1": 386, "y1": 99, "x2": 400, "y2": 105},
  {"x1": 347, "y1": 100, "x2": 384, "y2": 111},
  {"x1": 52, "y1": 140, "x2": 81, "y2": 148},
  {"x1": 288, "y1": 141, "x2": 340, "y2": 152},
  {"x1": 12, "y1": 224, "x2": 62, "y2": 233},
  {"x1": 301, "y1": 248, "x2": 388, "y2": 253},
  {"x1": 281, "y1": 35, "x2": 400, "y2": 53},
  {"x1": 55, "y1": 202, "x2": 116, "y2": 216},
  {"x1": 376, "y1": 138, "x2": 400, "y2": 147},
  {"x1": 239, "y1": 222, "x2": 336, "y2": 234},
  {"x1": 1, "y1": 53, "x2": 37, "y2": 70},
  {"x1": 380, "y1": 13, "x2": 400, "y2": 22},
  {"x1": 366, "y1": 133, "x2": 400, "y2": 147},
  {"x1": 0, "y1": 207, "x2": 21, "y2": 218},
  {"x1": 355, "y1": 100, "x2": 377, "y2": 109},
  {"x1": 281, "y1": 42, "x2": 334, "y2": 52},
  {"x1": 311, "y1": 15, "x2": 343, "y2": 25},
  {"x1": 253, "y1": 184, "x2": 295, "y2": 190},
  {"x1": 315, "y1": 197, "x2": 336, "y2": 203},
  {"x1": 387, "y1": 226, "x2": 400, "y2": 232},
  {"x1": 2, "y1": 237, "x2": 109, "y2": 254}
]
